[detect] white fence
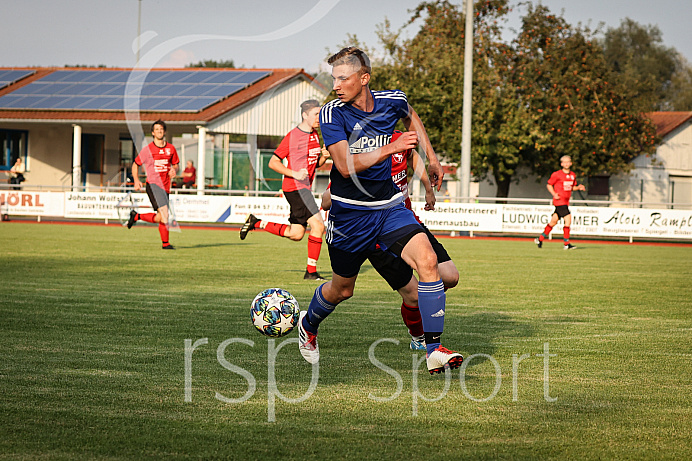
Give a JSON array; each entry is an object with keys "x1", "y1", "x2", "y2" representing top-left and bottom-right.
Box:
[{"x1": 1, "y1": 188, "x2": 691, "y2": 241}]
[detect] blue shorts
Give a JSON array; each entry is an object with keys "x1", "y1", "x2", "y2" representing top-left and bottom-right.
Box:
[{"x1": 326, "y1": 200, "x2": 423, "y2": 278}]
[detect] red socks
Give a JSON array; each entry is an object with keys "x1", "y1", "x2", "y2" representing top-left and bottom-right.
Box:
[
  {"x1": 263, "y1": 221, "x2": 288, "y2": 237},
  {"x1": 400, "y1": 302, "x2": 424, "y2": 337},
  {"x1": 159, "y1": 222, "x2": 169, "y2": 245},
  {"x1": 306, "y1": 235, "x2": 322, "y2": 273},
  {"x1": 539, "y1": 224, "x2": 554, "y2": 242},
  {"x1": 563, "y1": 226, "x2": 570, "y2": 243},
  {"x1": 138, "y1": 213, "x2": 156, "y2": 223}
]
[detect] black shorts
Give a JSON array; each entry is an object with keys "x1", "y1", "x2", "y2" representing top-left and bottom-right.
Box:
[
  {"x1": 553, "y1": 205, "x2": 571, "y2": 219},
  {"x1": 368, "y1": 225, "x2": 451, "y2": 291},
  {"x1": 284, "y1": 189, "x2": 320, "y2": 226},
  {"x1": 146, "y1": 182, "x2": 169, "y2": 211},
  {"x1": 329, "y1": 226, "x2": 425, "y2": 279}
]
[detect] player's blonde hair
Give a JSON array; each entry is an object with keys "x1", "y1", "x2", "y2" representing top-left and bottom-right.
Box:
[{"x1": 328, "y1": 47, "x2": 371, "y2": 75}]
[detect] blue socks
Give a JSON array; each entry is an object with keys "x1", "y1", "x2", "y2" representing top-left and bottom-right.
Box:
[
  {"x1": 418, "y1": 280, "x2": 445, "y2": 355},
  {"x1": 302, "y1": 283, "x2": 337, "y2": 334}
]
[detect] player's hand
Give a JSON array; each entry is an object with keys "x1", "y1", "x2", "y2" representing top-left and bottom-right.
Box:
[
  {"x1": 321, "y1": 147, "x2": 330, "y2": 159},
  {"x1": 134, "y1": 180, "x2": 142, "y2": 191},
  {"x1": 424, "y1": 187, "x2": 436, "y2": 211},
  {"x1": 391, "y1": 131, "x2": 418, "y2": 153},
  {"x1": 553, "y1": 193, "x2": 560, "y2": 200},
  {"x1": 576, "y1": 184, "x2": 586, "y2": 191},
  {"x1": 294, "y1": 168, "x2": 308, "y2": 181},
  {"x1": 427, "y1": 161, "x2": 444, "y2": 192}
]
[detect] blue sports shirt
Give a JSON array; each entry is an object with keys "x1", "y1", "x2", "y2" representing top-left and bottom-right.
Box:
[{"x1": 320, "y1": 89, "x2": 410, "y2": 209}]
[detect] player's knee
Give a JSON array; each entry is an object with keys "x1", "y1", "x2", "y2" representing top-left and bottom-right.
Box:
[
  {"x1": 311, "y1": 220, "x2": 325, "y2": 235},
  {"x1": 333, "y1": 286, "x2": 354, "y2": 303},
  {"x1": 443, "y1": 271, "x2": 459, "y2": 289},
  {"x1": 288, "y1": 232, "x2": 304, "y2": 242},
  {"x1": 416, "y1": 250, "x2": 439, "y2": 276}
]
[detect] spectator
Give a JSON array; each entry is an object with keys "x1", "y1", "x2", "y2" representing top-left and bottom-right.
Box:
[
  {"x1": 182, "y1": 160, "x2": 196, "y2": 189},
  {"x1": 9, "y1": 157, "x2": 26, "y2": 190}
]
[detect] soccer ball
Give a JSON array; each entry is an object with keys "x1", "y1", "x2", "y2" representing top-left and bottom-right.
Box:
[{"x1": 250, "y1": 288, "x2": 300, "y2": 337}]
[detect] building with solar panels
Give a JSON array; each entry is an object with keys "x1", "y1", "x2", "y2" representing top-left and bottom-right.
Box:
[{"x1": 0, "y1": 67, "x2": 328, "y2": 193}]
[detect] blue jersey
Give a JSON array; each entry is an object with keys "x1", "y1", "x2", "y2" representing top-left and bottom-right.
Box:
[{"x1": 320, "y1": 90, "x2": 410, "y2": 210}]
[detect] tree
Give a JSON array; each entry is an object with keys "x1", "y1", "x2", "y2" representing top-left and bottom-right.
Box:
[
  {"x1": 666, "y1": 56, "x2": 692, "y2": 111},
  {"x1": 368, "y1": 1, "x2": 657, "y2": 197},
  {"x1": 512, "y1": 5, "x2": 658, "y2": 186},
  {"x1": 373, "y1": 0, "x2": 514, "y2": 165},
  {"x1": 186, "y1": 59, "x2": 236, "y2": 68},
  {"x1": 601, "y1": 19, "x2": 678, "y2": 111}
]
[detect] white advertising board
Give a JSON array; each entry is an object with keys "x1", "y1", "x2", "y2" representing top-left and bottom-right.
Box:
[
  {"x1": 6, "y1": 190, "x2": 691, "y2": 240},
  {"x1": 0, "y1": 191, "x2": 64, "y2": 216},
  {"x1": 169, "y1": 194, "x2": 232, "y2": 223},
  {"x1": 225, "y1": 196, "x2": 297, "y2": 224},
  {"x1": 414, "y1": 202, "x2": 503, "y2": 232},
  {"x1": 64, "y1": 192, "x2": 129, "y2": 219}
]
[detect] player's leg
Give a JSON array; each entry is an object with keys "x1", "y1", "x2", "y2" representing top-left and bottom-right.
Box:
[
  {"x1": 135, "y1": 183, "x2": 162, "y2": 225},
  {"x1": 399, "y1": 233, "x2": 463, "y2": 373},
  {"x1": 240, "y1": 190, "x2": 315, "y2": 243},
  {"x1": 423, "y1": 226, "x2": 459, "y2": 290},
  {"x1": 369, "y1": 248, "x2": 423, "y2": 350},
  {"x1": 304, "y1": 212, "x2": 325, "y2": 279},
  {"x1": 536, "y1": 211, "x2": 559, "y2": 247},
  {"x1": 298, "y1": 243, "x2": 366, "y2": 364},
  {"x1": 380, "y1": 206, "x2": 462, "y2": 373},
  {"x1": 298, "y1": 273, "x2": 357, "y2": 364},
  {"x1": 157, "y1": 204, "x2": 174, "y2": 249},
  {"x1": 562, "y1": 212, "x2": 575, "y2": 249},
  {"x1": 397, "y1": 276, "x2": 426, "y2": 350}
]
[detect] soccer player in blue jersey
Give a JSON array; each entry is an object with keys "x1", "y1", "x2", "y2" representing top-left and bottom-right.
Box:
[{"x1": 298, "y1": 47, "x2": 463, "y2": 374}]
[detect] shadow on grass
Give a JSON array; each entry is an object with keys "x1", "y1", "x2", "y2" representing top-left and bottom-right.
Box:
[
  {"x1": 453, "y1": 311, "x2": 536, "y2": 369},
  {"x1": 180, "y1": 242, "x2": 237, "y2": 249}
]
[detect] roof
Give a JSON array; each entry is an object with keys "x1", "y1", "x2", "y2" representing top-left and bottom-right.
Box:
[
  {"x1": 0, "y1": 67, "x2": 315, "y2": 124},
  {"x1": 646, "y1": 112, "x2": 692, "y2": 138}
]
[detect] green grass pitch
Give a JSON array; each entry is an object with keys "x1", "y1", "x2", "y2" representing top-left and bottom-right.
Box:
[{"x1": 1, "y1": 222, "x2": 691, "y2": 459}]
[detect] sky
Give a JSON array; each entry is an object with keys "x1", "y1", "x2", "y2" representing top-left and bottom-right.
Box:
[{"x1": 1, "y1": 0, "x2": 690, "y2": 75}]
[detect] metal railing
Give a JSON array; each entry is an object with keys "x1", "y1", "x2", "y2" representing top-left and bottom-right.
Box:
[{"x1": 2, "y1": 182, "x2": 691, "y2": 210}]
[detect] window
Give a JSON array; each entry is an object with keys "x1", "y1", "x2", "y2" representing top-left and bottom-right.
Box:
[
  {"x1": 119, "y1": 136, "x2": 135, "y2": 167},
  {"x1": 81, "y1": 133, "x2": 104, "y2": 174},
  {"x1": 588, "y1": 176, "x2": 610, "y2": 196},
  {"x1": 1, "y1": 129, "x2": 28, "y2": 170}
]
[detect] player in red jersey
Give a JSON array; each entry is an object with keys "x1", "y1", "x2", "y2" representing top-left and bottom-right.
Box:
[
  {"x1": 535, "y1": 155, "x2": 586, "y2": 250},
  {"x1": 239, "y1": 100, "x2": 330, "y2": 280},
  {"x1": 127, "y1": 120, "x2": 180, "y2": 250},
  {"x1": 322, "y1": 131, "x2": 459, "y2": 350}
]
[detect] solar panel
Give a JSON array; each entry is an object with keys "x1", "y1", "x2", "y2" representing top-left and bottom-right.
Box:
[
  {"x1": 0, "y1": 70, "x2": 36, "y2": 90},
  {"x1": 0, "y1": 69, "x2": 271, "y2": 111}
]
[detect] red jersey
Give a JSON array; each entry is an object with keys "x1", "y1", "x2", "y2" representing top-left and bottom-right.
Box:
[
  {"x1": 274, "y1": 126, "x2": 322, "y2": 192},
  {"x1": 135, "y1": 141, "x2": 180, "y2": 193},
  {"x1": 547, "y1": 169, "x2": 578, "y2": 206},
  {"x1": 390, "y1": 131, "x2": 421, "y2": 223}
]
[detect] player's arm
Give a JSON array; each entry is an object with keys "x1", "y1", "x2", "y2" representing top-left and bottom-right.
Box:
[
  {"x1": 573, "y1": 182, "x2": 586, "y2": 191},
  {"x1": 169, "y1": 162, "x2": 179, "y2": 179},
  {"x1": 321, "y1": 188, "x2": 332, "y2": 211},
  {"x1": 402, "y1": 105, "x2": 444, "y2": 191},
  {"x1": 268, "y1": 154, "x2": 307, "y2": 181},
  {"x1": 132, "y1": 162, "x2": 142, "y2": 191},
  {"x1": 547, "y1": 183, "x2": 559, "y2": 200},
  {"x1": 317, "y1": 147, "x2": 330, "y2": 167},
  {"x1": 410, "y1": 149, "x2": 436, "y2": 211},
  {"x1": 329, "y1": 133, "x2": 417, "y2": 177}
]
